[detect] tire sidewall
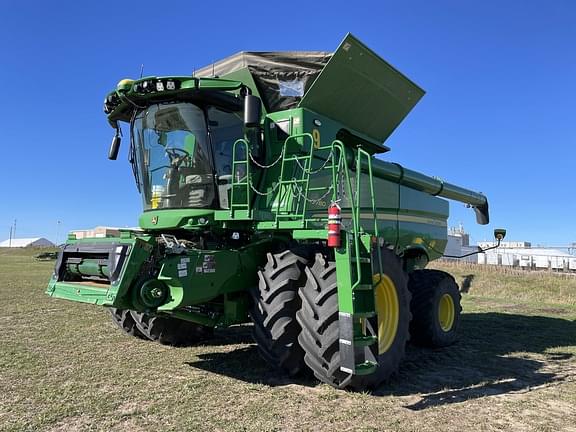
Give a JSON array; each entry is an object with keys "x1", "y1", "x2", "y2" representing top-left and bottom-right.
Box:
[
  {"x1": 430, "y1": 276, "x2": 461, "y2": 346},
  {"x1": 364, "y1": 248, "x2": 411, "y2": 386}
]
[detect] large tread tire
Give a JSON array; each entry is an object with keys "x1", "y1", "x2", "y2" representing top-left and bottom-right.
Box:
[
  {"x1": 249, "y1": 249, "x2": 308, "y2": 376},
  {"x1": 109, "y1": 308, "x2": 146, "y2": 339},
  {"x1": 408, "y1": 269, "x2": 461, "y2": 347},
  {"x1": 297, "y1": 248, "x2": 411, "y2": 390},
  {"x1": 130, "y1": 311, "x2": 214, "y2": 346}
]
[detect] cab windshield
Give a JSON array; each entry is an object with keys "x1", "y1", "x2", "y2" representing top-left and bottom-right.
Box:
[{"x1": 132, "y1": 102, "x2": 243, "y2": 210}]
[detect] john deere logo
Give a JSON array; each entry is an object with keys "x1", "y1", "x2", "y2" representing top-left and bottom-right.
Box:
[{"x1": 151, "y1": 216, "x2": 158, "y2": 225}]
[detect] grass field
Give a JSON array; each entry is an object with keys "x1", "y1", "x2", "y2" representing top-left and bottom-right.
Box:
[{"x1": 1, "y1": 248, "x2": 575, "y2": 431}]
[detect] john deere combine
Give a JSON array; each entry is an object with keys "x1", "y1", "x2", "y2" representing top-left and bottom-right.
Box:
[{"x1": 47, "y1": 34, "x2": 502, "y2": 390}]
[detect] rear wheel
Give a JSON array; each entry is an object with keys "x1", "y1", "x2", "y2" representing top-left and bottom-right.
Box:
[
  {"x1": 130, "y1": 312, "x2": 214, "y2": 346},
  {"x1": 408, "y1": 269, "x2": 461, "y2": 347},
  {"x1": 297, "y1": 248, "x2": 411, "y2": 390},
  {"x1": 249, "y1": 249, "x2": 308, "y2": 376}
]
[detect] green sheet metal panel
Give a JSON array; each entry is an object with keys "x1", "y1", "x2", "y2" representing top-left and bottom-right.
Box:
[{"x1": 298, "y1": 33, "x2": 425, "y2": 144}]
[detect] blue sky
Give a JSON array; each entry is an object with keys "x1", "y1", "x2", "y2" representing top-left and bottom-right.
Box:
[{"x1": 0, "y1": 1, "x2": 574, "y2": 246}]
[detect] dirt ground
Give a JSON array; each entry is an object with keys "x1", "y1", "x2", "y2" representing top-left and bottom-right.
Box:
[{"x1": 1, "y1": 249, "x2": 575, "y2": 431}]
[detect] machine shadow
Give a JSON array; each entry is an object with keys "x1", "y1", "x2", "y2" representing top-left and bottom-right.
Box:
[
  {"x1": 197, "y1": 325, "x2": 255, "y2": 347},
  {"x1": 186, "y1": 312, "x2": 576, "y2": 401},
  {"x1": 375, "y1": 312, "x2": 576, "y2": 409}
]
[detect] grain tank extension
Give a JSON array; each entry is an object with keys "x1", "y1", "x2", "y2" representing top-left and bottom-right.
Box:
[{"x1": 47, "y1": 34, "x2": 500, "y2": 390}]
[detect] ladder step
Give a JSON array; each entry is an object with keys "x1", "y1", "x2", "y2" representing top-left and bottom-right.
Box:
[
  {"x1": 355, "y1": 284, "x2": 374, "y2": 291},
  {"x1": 354, "y1": 335, "x2": 378, "y2": 347},
  {"x1": 354, "y1": 361, "x2": 378, "y2": 376},
  {"x1": 353, "y1": 311, "x2": 376, "y2": 319},
  {"x1": 283, "y1": 156, "x2": 309, "y2": 161},
  {"x1": 351, "y1": 257, "x2": 371, "y2": 264}
]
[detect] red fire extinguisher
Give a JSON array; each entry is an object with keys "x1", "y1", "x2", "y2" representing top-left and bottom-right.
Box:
[{"x1": 327, "y1": 202, "x2": 342, "y2": 248}]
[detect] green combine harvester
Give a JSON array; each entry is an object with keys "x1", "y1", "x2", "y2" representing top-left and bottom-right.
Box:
[{"x1": 47, "y1": 34, "x2": 504, "y2": 390}]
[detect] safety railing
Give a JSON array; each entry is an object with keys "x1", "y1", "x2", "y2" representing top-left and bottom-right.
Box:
[
  {"x1": 227, "y1": 135, "x2": 379, "y2": 247},
  {"x1": 229, "y1": 138, "x2": 251, "y2": 218}
]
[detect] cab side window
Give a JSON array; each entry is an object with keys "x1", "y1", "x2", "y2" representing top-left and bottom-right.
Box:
[{"x1": 207, "y1": 108, "x2": 244, "y2": 177}]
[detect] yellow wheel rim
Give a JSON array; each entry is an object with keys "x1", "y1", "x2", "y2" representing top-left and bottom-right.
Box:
[
  {"x1": 373, "y1": 274, "x2": 399, "y2": 354},
  {"x1": 438, "y1": 293, "x2": 455, "y2": 332}
]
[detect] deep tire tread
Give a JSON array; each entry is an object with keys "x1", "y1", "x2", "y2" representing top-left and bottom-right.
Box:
[
  {"x1": 249, "y1": 248, "x2": 308, "y2": 376},
  {"x1": 109, "y1": 308, "x2": 146, "y2": 339},
  {"x1": 297, "y1": 249, "x2": 412, "y2": 390},
  {"x1": 130, "y1": 311, "x2": 214, "y2": 346},
  {"x1": 408, "y1": 269, "x2": 462, "y2": 347}
]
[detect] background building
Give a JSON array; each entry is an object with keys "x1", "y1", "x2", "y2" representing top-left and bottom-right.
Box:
[
  {"x1": 70, "y1": 226, "x2": 121, "y2": 239},
  {"x1": 443, "y1": 225, "x2": 576, "y2": 272},
  {"x1": 478, "y1": 243, "x2": 576, "y2": 271},
  {"x1": 444, "y1": 224, "x2": 478, "y2": 263}
]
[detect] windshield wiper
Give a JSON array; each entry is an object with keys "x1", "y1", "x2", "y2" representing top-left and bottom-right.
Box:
[{"x1": 129, "y1": 111, "x2": 142, "y2": 193}]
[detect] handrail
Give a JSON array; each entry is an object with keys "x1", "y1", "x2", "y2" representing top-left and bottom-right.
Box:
[
  {"x1": 331, "y1": 140, "x2": 362, "y2": 289},
  {"x1": 331, "y1": 141, "x2": 381, "y2": 287},
  {"x1": 230, "y1": 138, "x2": 250, "y2": 216},
  {"x1": 357, "y1": 148, "x2": 382, "y2": 276},
  {"x1": 276, "y1": 133, "x2": 315, "y2": 220}
]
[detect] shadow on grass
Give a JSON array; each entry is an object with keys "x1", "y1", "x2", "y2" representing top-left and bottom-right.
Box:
[
  {"x1": 199, "y1": 325, "x2": 255, "y2": 347},
  {"x1": 186, "y1": 312, "x2": 576, "y2": 406},
  {"x1": 380, "y1": 312, "x2": 576, "y2": 409}
]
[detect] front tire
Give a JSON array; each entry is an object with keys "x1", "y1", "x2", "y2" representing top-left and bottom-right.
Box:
[
  {"x1": 408, "y1": 269, "x2": 461, "y2": 347},
  {"x1": 249, "y1": 249, "x2": 308, "y2": 376},
  {"x1": 297, "y1": 248, "x2": 411, "y2": 390}
]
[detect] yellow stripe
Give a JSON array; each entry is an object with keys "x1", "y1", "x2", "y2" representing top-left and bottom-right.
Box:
[{"x1": 310, "y1": 212, "x2": 447, "y2": 227}]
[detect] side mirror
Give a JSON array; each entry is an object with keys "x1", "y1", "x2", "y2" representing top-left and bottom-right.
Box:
[
  {"x1": 244, "y1": 94, "x2": 261, "y2": 128},
  {"x1": 108, "y1": 131, "x2": 121, "y2": 160},
  {"x1": 494, "y1": 228, "x2": 506, "y2": 241}
]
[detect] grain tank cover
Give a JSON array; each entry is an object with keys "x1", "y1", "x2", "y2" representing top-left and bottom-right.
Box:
[
  {"x1": 195, "y1": 51, "x2": 332, "y2": 112},
  {"x1": 298, "y1": 33, "x2": 425, "y2": 144},
  {"x1": 196, "y1": 33, "x2": 424, "y2": 144}
]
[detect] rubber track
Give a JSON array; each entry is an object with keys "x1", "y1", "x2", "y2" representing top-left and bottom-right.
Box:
[
  {"x1": 130, "y1": 311, "x2": 214, "y2": 346},
  {"x1": 109, "y1": 308, "x2": 146, "y2": 339}
]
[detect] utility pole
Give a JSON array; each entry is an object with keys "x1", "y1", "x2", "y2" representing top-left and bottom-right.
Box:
[
  {"x1": 8, "y1": 225, "x2": 12, "y2": 247},
  {"x1": 56, "y1": 220, "x2": 61, "y2": 246}
]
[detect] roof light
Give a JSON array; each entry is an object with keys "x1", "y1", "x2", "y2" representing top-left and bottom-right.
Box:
[{"x1": 116, "y1": 79, "x2": 134, "y2": 91}]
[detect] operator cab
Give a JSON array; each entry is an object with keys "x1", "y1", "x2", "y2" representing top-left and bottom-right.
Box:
[{"x1": 132, "y1": 102, "x2": 244, "y2": 210}]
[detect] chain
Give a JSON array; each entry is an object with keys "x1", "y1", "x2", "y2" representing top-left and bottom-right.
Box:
[
  {"x1": 239, "y1": 142, "x2": 337, "y2": 202},
  {"x1": 248, "y1": 146, "x2": 285, "y2": 169},
  {"x1": 291, "y1": 181, "x2": 334, "y2": 204},
  {"x1": 293, "y1": 148, "x2": 334, "y2": 175},
  {"x1": 249, "y1": 179, "x2": 281, "y2": 196}
]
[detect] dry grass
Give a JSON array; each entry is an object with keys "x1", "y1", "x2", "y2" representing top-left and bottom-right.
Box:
[{"x1": 1, "y1": 248, "x2": 575, "y2": 431}]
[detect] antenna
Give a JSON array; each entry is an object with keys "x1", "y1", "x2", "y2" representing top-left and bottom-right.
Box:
[
  {"x1": 139, "y1": 64, "x2": 144, "y2": 78},
  {"x1": 56, "y1": 220, "x2": 61, "y2": 246}
]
